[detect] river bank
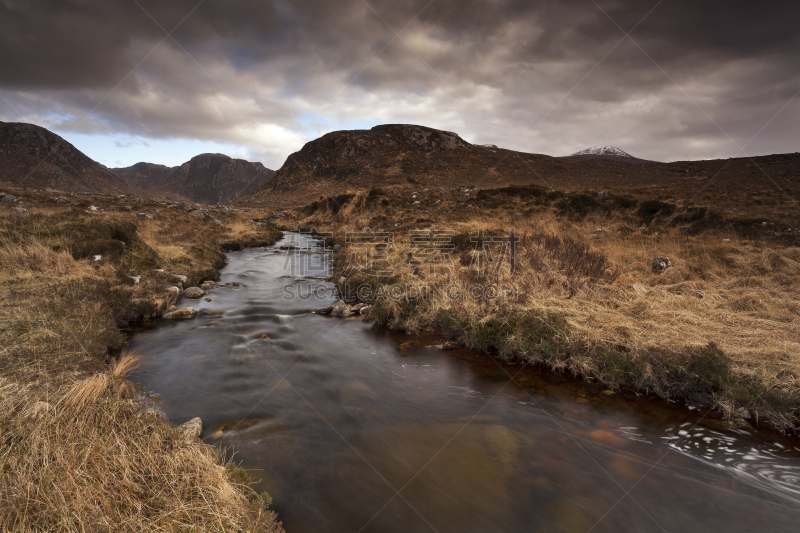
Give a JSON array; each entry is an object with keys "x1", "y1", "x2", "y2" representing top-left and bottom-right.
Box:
[
  {"x1": 0, "y1": 187, "x2": 284, "y2": 531},
  {"x1": 128, "y1": 231, "x2": 800, "y2": 532},
  {"x1": 282, "y1": 185, "x2": 800, "y2": 436}
]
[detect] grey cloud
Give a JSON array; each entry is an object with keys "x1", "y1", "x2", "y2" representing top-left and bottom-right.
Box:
[{"x1": 0, "y1": 0, "x2": 798, "y2": 165}]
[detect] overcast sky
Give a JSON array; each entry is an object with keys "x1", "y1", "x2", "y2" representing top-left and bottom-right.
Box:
[{"x1": 1, "y1": 0, "x2": 798, "y2": 168}]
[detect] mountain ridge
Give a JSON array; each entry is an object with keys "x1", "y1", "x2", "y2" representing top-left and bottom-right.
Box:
[
  {"x1": 111, "y1": 153, "x2": 275, "y2": 204},
  {"x1": 237, "y1": 123, "x2": 800, "y2": 220}
]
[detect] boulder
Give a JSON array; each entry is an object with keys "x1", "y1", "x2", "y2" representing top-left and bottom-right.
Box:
[
  {"x1": 330, "y1": 300, "x2": 351, "y2": 317},
  {"x1": 200, "y1": 281, "x2": 215, "y2": 290},
  {"x1": 137, "y1": 212, "x2": 153, "y2": 219},
  {"x1": 359, "y1": 305, "x2": 372, "y2": 316},
  {"x1": 651, "y1": 256, "x2": 672, "y2": 273},
  {"x1": 171, "y1": 274, "x2": 188, "y2": 283},
  {"x1": 164, "y1": 307, "x2": 197, "y2": 319},
  {"x1": 314, "y1": 305, "x2": 333, "y2": 315},
  {"x1": 52, "y1": 196, "x2": 68, "y2": 203},
  {"x1": 183, "y1": 287, "x2": 205, "y2": 299},
  {"x1": 177, "y1": 417, "x2": 203, "y2": 442},
  {"x1": 1, "y1": 194, "x2": 16, "y2": 202},
  {"x1": 13, "y1": 207, "x2": 27, "y2": 213},
  {"x1": 165, "y1": 286, "x2": 181, "y2": 295},
  {"x1": 350, "y1": 303, "x2": 366, "y2": 313},
  {"x1": 189, "y1": 210, "x2": 205, "y2": 219}
]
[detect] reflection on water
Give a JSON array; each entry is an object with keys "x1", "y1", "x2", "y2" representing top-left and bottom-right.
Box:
[{"x1": 130, "y1": 233, "x2": 800, "y2": 533}]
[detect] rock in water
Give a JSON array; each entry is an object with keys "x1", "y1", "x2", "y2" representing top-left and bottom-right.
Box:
[
  {"x1": 200, "y1": 280, "x2": 215, "y2": 290},
  {"x1": 178, "y1": 417, "x2": 203, "y2": 442},
  {"x1": 184, "y1": 286, "x2": 205, "y2": 298},
  {"x1": 330, "y1": 300, "x2": 351, "y2": 317},
  {"x1": 164, "y1": 307, "x2": 197, "y2": 319}
]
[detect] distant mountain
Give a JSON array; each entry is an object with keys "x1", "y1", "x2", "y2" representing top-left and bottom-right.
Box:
[
  {"x1": 240, "y1": 124, "x2": 763, "y2": 207},
  {"x1": 111, "y1": 154, "x2": 276, "y2": 204},
  {"x1": 0, "y1": 121, "x2": 131, "y2": 193},
  {"x1": 570, "y1": 146, "x2": 632, "y2": 157}
]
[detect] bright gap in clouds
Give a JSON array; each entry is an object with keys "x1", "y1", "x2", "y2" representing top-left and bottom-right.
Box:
[{"x1": 60, "y1": 132, "x2": 252, "y2": 168}]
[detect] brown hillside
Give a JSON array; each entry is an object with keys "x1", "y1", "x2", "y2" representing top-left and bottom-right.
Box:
[
  {"x1": 239, "y1": 124, "x2": 800, "y2": 224},
  {"x1": 0, "y1": 121, "x2": 131, "y2": 194},
  {"x1": 112, "y1": 154, "x2": 275, "y2": 205}
]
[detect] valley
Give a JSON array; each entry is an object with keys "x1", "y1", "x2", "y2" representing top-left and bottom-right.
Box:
[{"x1": 1, "y1": 121, "x2": 799, "y2": 531}]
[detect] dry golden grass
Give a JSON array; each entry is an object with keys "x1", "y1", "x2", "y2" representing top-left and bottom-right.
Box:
[
  {"x1": 0, "y1": 354, "x2": 282, "y2": 532},
  {"x1": 0, "y1": 191, "x2": 284, "y2": 531},
  {"x1": 0, "y1": 199, "x2": 281, "y2": 385},
  {"x1": 291, "y1": 187, "x2": 800, "y2": 433}
]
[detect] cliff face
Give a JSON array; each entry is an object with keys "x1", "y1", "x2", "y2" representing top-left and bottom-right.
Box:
[
  {"x1": 0, "y1": 121, "x2": 131, "y2": 193},
  {"x1": 112, "y1": 154, "x2": 276, "y2": 205}
]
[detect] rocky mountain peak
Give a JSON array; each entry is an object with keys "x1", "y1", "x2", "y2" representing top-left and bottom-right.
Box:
[{"x1": 569, "y1": 146, "x2": 632, "y2": 157}]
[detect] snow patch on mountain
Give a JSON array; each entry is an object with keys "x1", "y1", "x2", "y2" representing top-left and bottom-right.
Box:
[{"x1": 570, "y1": 146, "x2": 632, "y2": 157}]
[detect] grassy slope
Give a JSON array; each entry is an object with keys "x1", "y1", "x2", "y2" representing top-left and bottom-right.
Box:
[
  {"x1": 0, "y1": 189, "x2": 283, "y2": 531},
  {"x1": 289, "y1": 185, "x2": 800, "y2": 435}
]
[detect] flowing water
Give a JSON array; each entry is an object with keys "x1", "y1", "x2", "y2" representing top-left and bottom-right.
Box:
[{"x1": 130, "y1": 233, "x2": 800, "y2": 532}]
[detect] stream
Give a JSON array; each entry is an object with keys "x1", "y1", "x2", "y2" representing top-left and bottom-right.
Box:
[{"x1": 130, "y1": 232, "x2": 800, "y2": 532}]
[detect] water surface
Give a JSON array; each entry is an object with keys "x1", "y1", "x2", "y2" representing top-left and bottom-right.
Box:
[{"x1": 131, "y1": 233, "x2": 800, "y2": 532}]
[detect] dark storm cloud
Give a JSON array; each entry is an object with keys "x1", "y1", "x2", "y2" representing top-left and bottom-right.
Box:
[{"x1": 0, "y1": 0, "x2": 798, "y2": 164}]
